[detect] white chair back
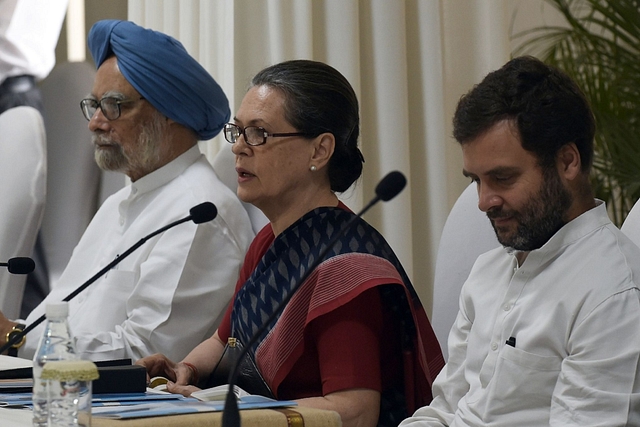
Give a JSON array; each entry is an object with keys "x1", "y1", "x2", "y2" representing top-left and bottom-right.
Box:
[
  {"x1": 621, "y1": 201, "x2": 640, "y2": 247},
  {"x1": 211, "y1": 145, "x2": 268, "y2": 234},
  {"x1": 0, "y1": 106, "x2": 47, "y2": 319},
  {"x1": 432, "y1": 183, "x2": 499, "y2": 359}
]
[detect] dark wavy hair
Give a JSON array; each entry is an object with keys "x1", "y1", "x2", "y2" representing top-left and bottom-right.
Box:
[
  {"x1": 252, "y1": 60, "x2": 363, "y2": 192},
  {"x1": 453, "y1": 55, "x2": 595, "y2": 172}
]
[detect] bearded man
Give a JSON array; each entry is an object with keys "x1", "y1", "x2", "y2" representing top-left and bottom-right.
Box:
[
  {"x1": 0, "y1": 20, "x2": 254, "y2": 362},
  {"x1": 401, "y1": 56, "x2": 640, "y2": 426}
]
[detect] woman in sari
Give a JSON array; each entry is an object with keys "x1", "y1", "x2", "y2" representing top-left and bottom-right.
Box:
[{"x1": 138, "y1": 59, "x2": 444, "y2": 427}]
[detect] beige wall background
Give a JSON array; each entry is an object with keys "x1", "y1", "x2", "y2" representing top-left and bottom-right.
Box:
[{"x1": 54, "y1": 0, "x2": 566, "y2": 317}]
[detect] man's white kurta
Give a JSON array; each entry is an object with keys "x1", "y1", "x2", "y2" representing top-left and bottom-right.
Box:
[
  {"x1": 401, "y1": 202, "x2": 640, "y2": 426},
  {"x1": 21, "y1": 146, "x2": 254, "y2": 362}
]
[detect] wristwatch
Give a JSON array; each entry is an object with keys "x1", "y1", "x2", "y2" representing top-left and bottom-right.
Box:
[{"x1": 6, "y1": 323, "x2": 26, "y2": 357}]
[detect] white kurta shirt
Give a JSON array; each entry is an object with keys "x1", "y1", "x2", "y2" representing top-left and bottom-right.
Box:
[
  {"x1": 21, "y1": 146, "x2": 254, "y2": 362},
  {"x1": 401, "y1": 202, "x2": 640, "y2": 426}
]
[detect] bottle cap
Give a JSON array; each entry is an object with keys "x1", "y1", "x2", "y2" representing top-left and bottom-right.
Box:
[
  {"x1": 41, "y1": 360, "x2": 99, "y2": 382},
  {"x1": 45, "y1": 302, "x2": 69, "y2": 320}
]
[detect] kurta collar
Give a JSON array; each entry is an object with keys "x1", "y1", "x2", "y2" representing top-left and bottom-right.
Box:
[
  {"x1": 129, "y1": 145, "x2": 201, "y2": 197},
  {"x1": 509, "y1": 200, "x2": 609, "y2": 266}
]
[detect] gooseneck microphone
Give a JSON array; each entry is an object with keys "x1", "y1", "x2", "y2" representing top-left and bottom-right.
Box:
[
  {"x1": 0, "y1": 202, "x2": 218, "y2": 355},
  {"x1": 221, "y1": 171, "x2": 407, "y2": 427},
  {"x1": 0, "y1": 257, "x2": 36, "y2": 275}
]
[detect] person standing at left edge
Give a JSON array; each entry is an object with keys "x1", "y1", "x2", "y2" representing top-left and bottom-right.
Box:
[{"x1": 0, "y1": 0, "x2": 69, "y2": 317}]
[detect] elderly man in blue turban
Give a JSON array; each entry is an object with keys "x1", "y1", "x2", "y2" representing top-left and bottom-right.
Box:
[{"x1": 0, "y1": 20, "x2": 254, "y2": 362}]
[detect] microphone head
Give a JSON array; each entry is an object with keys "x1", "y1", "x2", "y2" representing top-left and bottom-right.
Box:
[
  {"x1": 376, "y1": 171, "x2": 407, "y2": 201},
  {"x1": 190, "y1": 202, "x2": 218, "y2": 224},
  {"x1": 7, "y1": 257, "x2": 35, "y2": 274}
]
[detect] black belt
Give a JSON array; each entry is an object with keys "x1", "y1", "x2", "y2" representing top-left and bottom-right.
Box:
[{"x1": 0, "y1": 75, "x2": 36, "y2": 94}]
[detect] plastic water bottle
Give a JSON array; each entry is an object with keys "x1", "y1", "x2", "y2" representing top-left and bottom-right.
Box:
[
  {"x1": 41, "y1": 359, "x2": 98, "y2": 427},
  {"x1": 32, "y1": 302, "x2": 77, "y2": 427}
]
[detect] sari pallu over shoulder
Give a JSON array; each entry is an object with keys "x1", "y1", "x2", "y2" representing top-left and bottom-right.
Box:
[{"x1": 229, "y1": 206, "x2": 445, "y2": 420}]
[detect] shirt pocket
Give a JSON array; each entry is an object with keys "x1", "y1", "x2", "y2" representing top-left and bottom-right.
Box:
[
  {"x1": 103, "y1": 269, "x2": 137, "y2": 294},
  {"x1": 486, "y1": 345, "x2": 562, "y2": 416},
  {"x1": 71, "y1": 270, "x2": 136, "y2": 333}
]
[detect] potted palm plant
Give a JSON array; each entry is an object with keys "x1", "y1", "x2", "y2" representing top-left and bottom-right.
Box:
[{"x1": 513, "y1": 0, "x2": 640, "y2": 225}]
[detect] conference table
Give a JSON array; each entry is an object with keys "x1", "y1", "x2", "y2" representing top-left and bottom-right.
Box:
[
  {"x1": 0, "y1": 355, "x2": 342, "y2": 426},
  {"x1": 2, "y1": 405, "x2": 341, "y2": 427}
]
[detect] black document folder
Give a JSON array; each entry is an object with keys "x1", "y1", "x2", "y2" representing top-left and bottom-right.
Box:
[{"x1": 0, "y1": 359, "x2": 146, "y2": 394}]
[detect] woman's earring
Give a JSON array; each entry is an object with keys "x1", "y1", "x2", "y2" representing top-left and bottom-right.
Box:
[{"x1": 310, "y1": 165, "x2": 317, "y2": 172}]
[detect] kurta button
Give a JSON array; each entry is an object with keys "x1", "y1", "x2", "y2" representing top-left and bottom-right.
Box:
[
  {"x1": 119, "y1": 218, "x2": 124, "y2": 225},
  {"x1": 491, "y1": 342, "x2": 498, "y2": 351},
  {"x1": 503, "y1": 304, "x2": 511, "y2": 311}
]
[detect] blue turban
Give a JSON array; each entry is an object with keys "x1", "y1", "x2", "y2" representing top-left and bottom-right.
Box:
[{"x1": 88, "y1": 20, "x2": 230, "y2": 140}]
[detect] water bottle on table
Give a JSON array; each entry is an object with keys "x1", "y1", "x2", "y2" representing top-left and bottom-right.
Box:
[
  {"x1": 32, "y1": 302, "x2": 77, "y2": 426},
  {"x1": 41, "y1": 359, "x2": 99, "y2": 426}
]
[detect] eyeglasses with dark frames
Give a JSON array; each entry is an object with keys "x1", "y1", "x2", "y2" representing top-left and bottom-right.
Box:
[
  {"x1": 80, "y1": 96, "x2": 144, "y2": 121},
  {"x1": 223, "y1": 123, "x2": 314, "y2": 146}
]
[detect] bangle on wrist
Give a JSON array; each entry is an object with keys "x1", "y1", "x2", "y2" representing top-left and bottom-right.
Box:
[{"x1": 183, "y1": 362, "x2": 199, "y2": 386}]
